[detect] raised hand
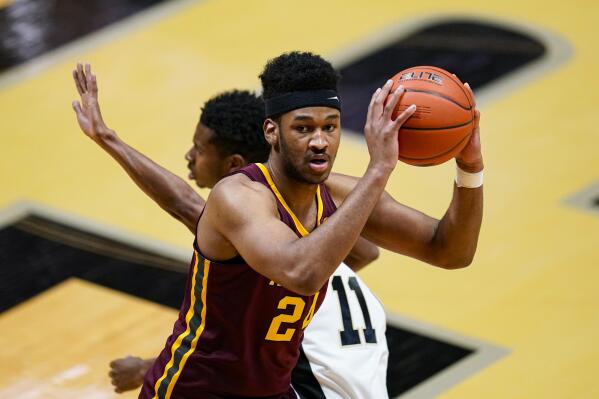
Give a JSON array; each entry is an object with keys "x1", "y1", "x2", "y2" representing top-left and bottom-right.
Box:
[
  {"x1": 364, "y1": 80, "x2": 416, "y2": 173},
  {"x1": 72, "y1": 63, "x2": 114, "y2": 142},
  {"x1": 456, "y1": 83, "x2": 483, "y2": 173}
]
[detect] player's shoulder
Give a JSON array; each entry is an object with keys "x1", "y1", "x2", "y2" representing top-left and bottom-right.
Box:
[
  {"x1": 208, "y1": 173, "x2": 276, "y2": 214},
  {"x1": 325, "y1": 172, "x2": 359, "y2": 205}
]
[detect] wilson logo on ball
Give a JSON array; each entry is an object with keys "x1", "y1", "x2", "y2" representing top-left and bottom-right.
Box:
[{"x1": 399, "y1": 71, "x2": 444, "y2": 85}]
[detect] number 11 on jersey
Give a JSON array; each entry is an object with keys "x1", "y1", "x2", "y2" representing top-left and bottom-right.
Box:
[{"x1": 332, "y1": 275, "x2": 377, "y2": 346}]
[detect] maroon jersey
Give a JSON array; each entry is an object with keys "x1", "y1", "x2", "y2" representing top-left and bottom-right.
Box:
[{"x1": 140, "y1": 163, "x2": 337, "y2": 399}]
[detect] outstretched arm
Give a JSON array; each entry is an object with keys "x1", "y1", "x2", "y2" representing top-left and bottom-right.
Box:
[
  {"x1": 328, "y1": 85, "x2": 483, "y2": 269},
  {"x1": 71, "y1": 63, "x2": 204, "y2": 233}
]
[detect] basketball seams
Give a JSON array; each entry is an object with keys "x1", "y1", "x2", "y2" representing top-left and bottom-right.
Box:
[
  {"x1": 399, "y1": 131, "x2": 472, "y2": 161},
  {"x1": 404, "y1": 89, "x2": 472, "y2": 111},
  {"x1": 391, "y1": 66, "x2": 476, "y2": 166},
  {"x1": 402, "y1": 118, "x2": 474, "y2": 131},
  {"x1": 393, "y1": 65, "x2": 474, "y2": 110},
  {"x1": 423, "y1": 66, "x2": 475, "y2": 110}
]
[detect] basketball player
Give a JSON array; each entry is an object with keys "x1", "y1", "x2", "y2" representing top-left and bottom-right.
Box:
[
  {"x1": 72, "y1": 49, "x2": 483, "y2": 398},
  {"x1": 72, "y1": 65, "x2": 385, "y2": 398}
]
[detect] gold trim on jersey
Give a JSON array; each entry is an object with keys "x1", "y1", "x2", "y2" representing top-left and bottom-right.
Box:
[
  {"x1": 255, "y1": 163, "x2": 323, "y2": 237},
  {"x1": 316, "y1": 185, "x2": 324, "y2": 225},
  {"x1": 152, "y1": 254, "x2": 210, "y2": 399}
]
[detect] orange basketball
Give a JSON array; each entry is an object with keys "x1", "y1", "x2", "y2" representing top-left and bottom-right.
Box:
[{"x1": 390, "y1": 66, "x2": 475, "y2": 166}]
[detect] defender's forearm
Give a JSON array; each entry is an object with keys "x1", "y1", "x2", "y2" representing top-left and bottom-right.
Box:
[
  {"x1": 344, "y1": 237, "x2": 380, "y2": 272},
  {"x1": 432, "y1": 183, "x2": 483, "y2": 268},
  {"x1": 96, "y1": 131, "x2": 204, "y2": 233}
]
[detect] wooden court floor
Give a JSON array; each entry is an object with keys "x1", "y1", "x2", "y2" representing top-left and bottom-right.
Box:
[{"x1": 1, "y1": 0, "x2": 598, "y2": 398}]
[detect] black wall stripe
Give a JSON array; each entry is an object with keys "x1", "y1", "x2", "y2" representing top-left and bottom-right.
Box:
[
  {"x1": 0, "y1": 0, "x2": 169, "y2": 72},
  {"x1": 0, "y1": 215, "x2": 187, "y2": 313},
  {"x1": 338, "y1": 20, "x2": 546, "y2": 133}
]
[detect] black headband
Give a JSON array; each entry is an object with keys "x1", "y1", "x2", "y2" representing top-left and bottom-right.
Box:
[{"x1": 264, "y1": 89, "x2": 341, "y2": 118}]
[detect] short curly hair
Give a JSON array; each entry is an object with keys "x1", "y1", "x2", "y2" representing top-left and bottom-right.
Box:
[
  {"x1": 259, "y1": 51, "x2": 340, "y2": 100},
  {"x1": 200, "y1": 90, "x2": 269, "y2": 163}
]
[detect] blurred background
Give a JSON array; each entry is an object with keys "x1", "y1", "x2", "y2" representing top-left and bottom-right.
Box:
[{"x1": 0, "y1": 0, "x2": 597, "y2": 398}]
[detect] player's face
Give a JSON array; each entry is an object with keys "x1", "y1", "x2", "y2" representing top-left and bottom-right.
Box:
[
  {"x1": 277, "y1": 107, "x2": 340, "y2": 184},
  {"x1": 185, "y1": 123, "x2": 230, "y2": 188}
]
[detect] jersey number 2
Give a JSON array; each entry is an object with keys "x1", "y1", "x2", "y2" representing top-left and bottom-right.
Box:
[
  {"x1": 332, "y1": 275, "x2": 377, "y2": 346},
  {"x1": 265, "y1": 293, "x2": 319, "y2": 342}
]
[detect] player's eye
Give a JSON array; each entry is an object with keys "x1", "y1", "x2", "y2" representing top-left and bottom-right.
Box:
[
  {"x1": 295, "y1": 125, "x2": 312, "y2": 133},
  {"x1": 323, "y1": 124, "x2": 337, "y2": 132}
]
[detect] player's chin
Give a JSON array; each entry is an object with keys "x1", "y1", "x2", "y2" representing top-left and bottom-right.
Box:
[
  {"x1": 194, "y1": 177, "x2": 208, "y2": 189},
  {"x1": 304, "y1": 163, "x2": 332, "y2": 183}
]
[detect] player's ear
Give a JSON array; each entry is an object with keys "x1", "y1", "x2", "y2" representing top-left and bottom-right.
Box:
[
  {"x1": 225, "y1": 153, "x2": 246, "y2": 173},
  {"x1": 264, "y1": 118, "x2": 279, "y2": 151}
]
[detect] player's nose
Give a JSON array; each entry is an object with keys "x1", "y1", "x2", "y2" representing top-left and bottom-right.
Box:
[{"x1": 309, "y1": 130, "x2": 328, "y2": 152}]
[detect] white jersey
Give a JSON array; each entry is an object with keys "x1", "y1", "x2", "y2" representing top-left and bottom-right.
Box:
[{"x1": 292, "y1": 263, "x2": 389, "y2": 399}]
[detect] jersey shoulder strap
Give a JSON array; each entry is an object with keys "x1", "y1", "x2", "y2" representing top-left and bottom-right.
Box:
[
  {"x1": 231, "y1": 164, "x2": 334, "y2": 237},
  {"x1": 231, "y1": 164, "x2": 301, "y2": 236}
]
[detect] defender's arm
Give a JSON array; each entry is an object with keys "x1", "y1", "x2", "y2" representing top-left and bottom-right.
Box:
[
  {"x1": 89, "y1": 133, "x2": 204, "y2": 233},
  {"x1": 71, "y1": 63, "x2": 204, "y2": 233},
  {"x1": 344, "y1": 237, "x2": 379, "y2": 272}
]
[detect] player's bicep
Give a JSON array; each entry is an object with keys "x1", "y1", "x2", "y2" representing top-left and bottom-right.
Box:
[
  {"x1": 327, "y1": 173, "x2": 439, "y2": 261},
  {"x1": 363, "y1": 192, "x2": 439, "y2": 261},
  {"x1": 211, "y1": 181, "x2": 301, "y2": 282},
  {"x1": 227, "y1": 210, "x2": 299, "y2": 271}
]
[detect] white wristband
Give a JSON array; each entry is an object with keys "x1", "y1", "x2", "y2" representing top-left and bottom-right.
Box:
[{"x1": 455, "y1": 165, "x2": 483, "y2": 188}]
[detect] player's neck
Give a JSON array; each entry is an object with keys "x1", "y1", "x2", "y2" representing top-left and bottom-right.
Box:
[{"x1": 265, "y1": 161, "x2": 319, "y2": 217}]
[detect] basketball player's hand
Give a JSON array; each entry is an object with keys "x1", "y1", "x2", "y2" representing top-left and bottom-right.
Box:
[
  {"x1": 364, "y1": 80, "x2": 416, "y2": 173},
  {"x1": 109, "y1": 356, "x2": 147, "y2": 393},
  {"x1": 456, "y1": 83, "x2": 483, "y2": 173},
  {"x1": 72, "y1": 63, "x2": 115, "y2": 143}
]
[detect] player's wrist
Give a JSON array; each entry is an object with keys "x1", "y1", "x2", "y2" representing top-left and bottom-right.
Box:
[
  {"x1": 455, "y1": 163, "x2": 483, "y2": 188},
  {"x1": 94, "y1": 128, "x2": 118, "y2": 146},
  {"x1": 455, "y1": 158, "x2": 484, "y2": 173},
  {"x1": 366, "y1": 159, "x2": 395, "y2": 178}
]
